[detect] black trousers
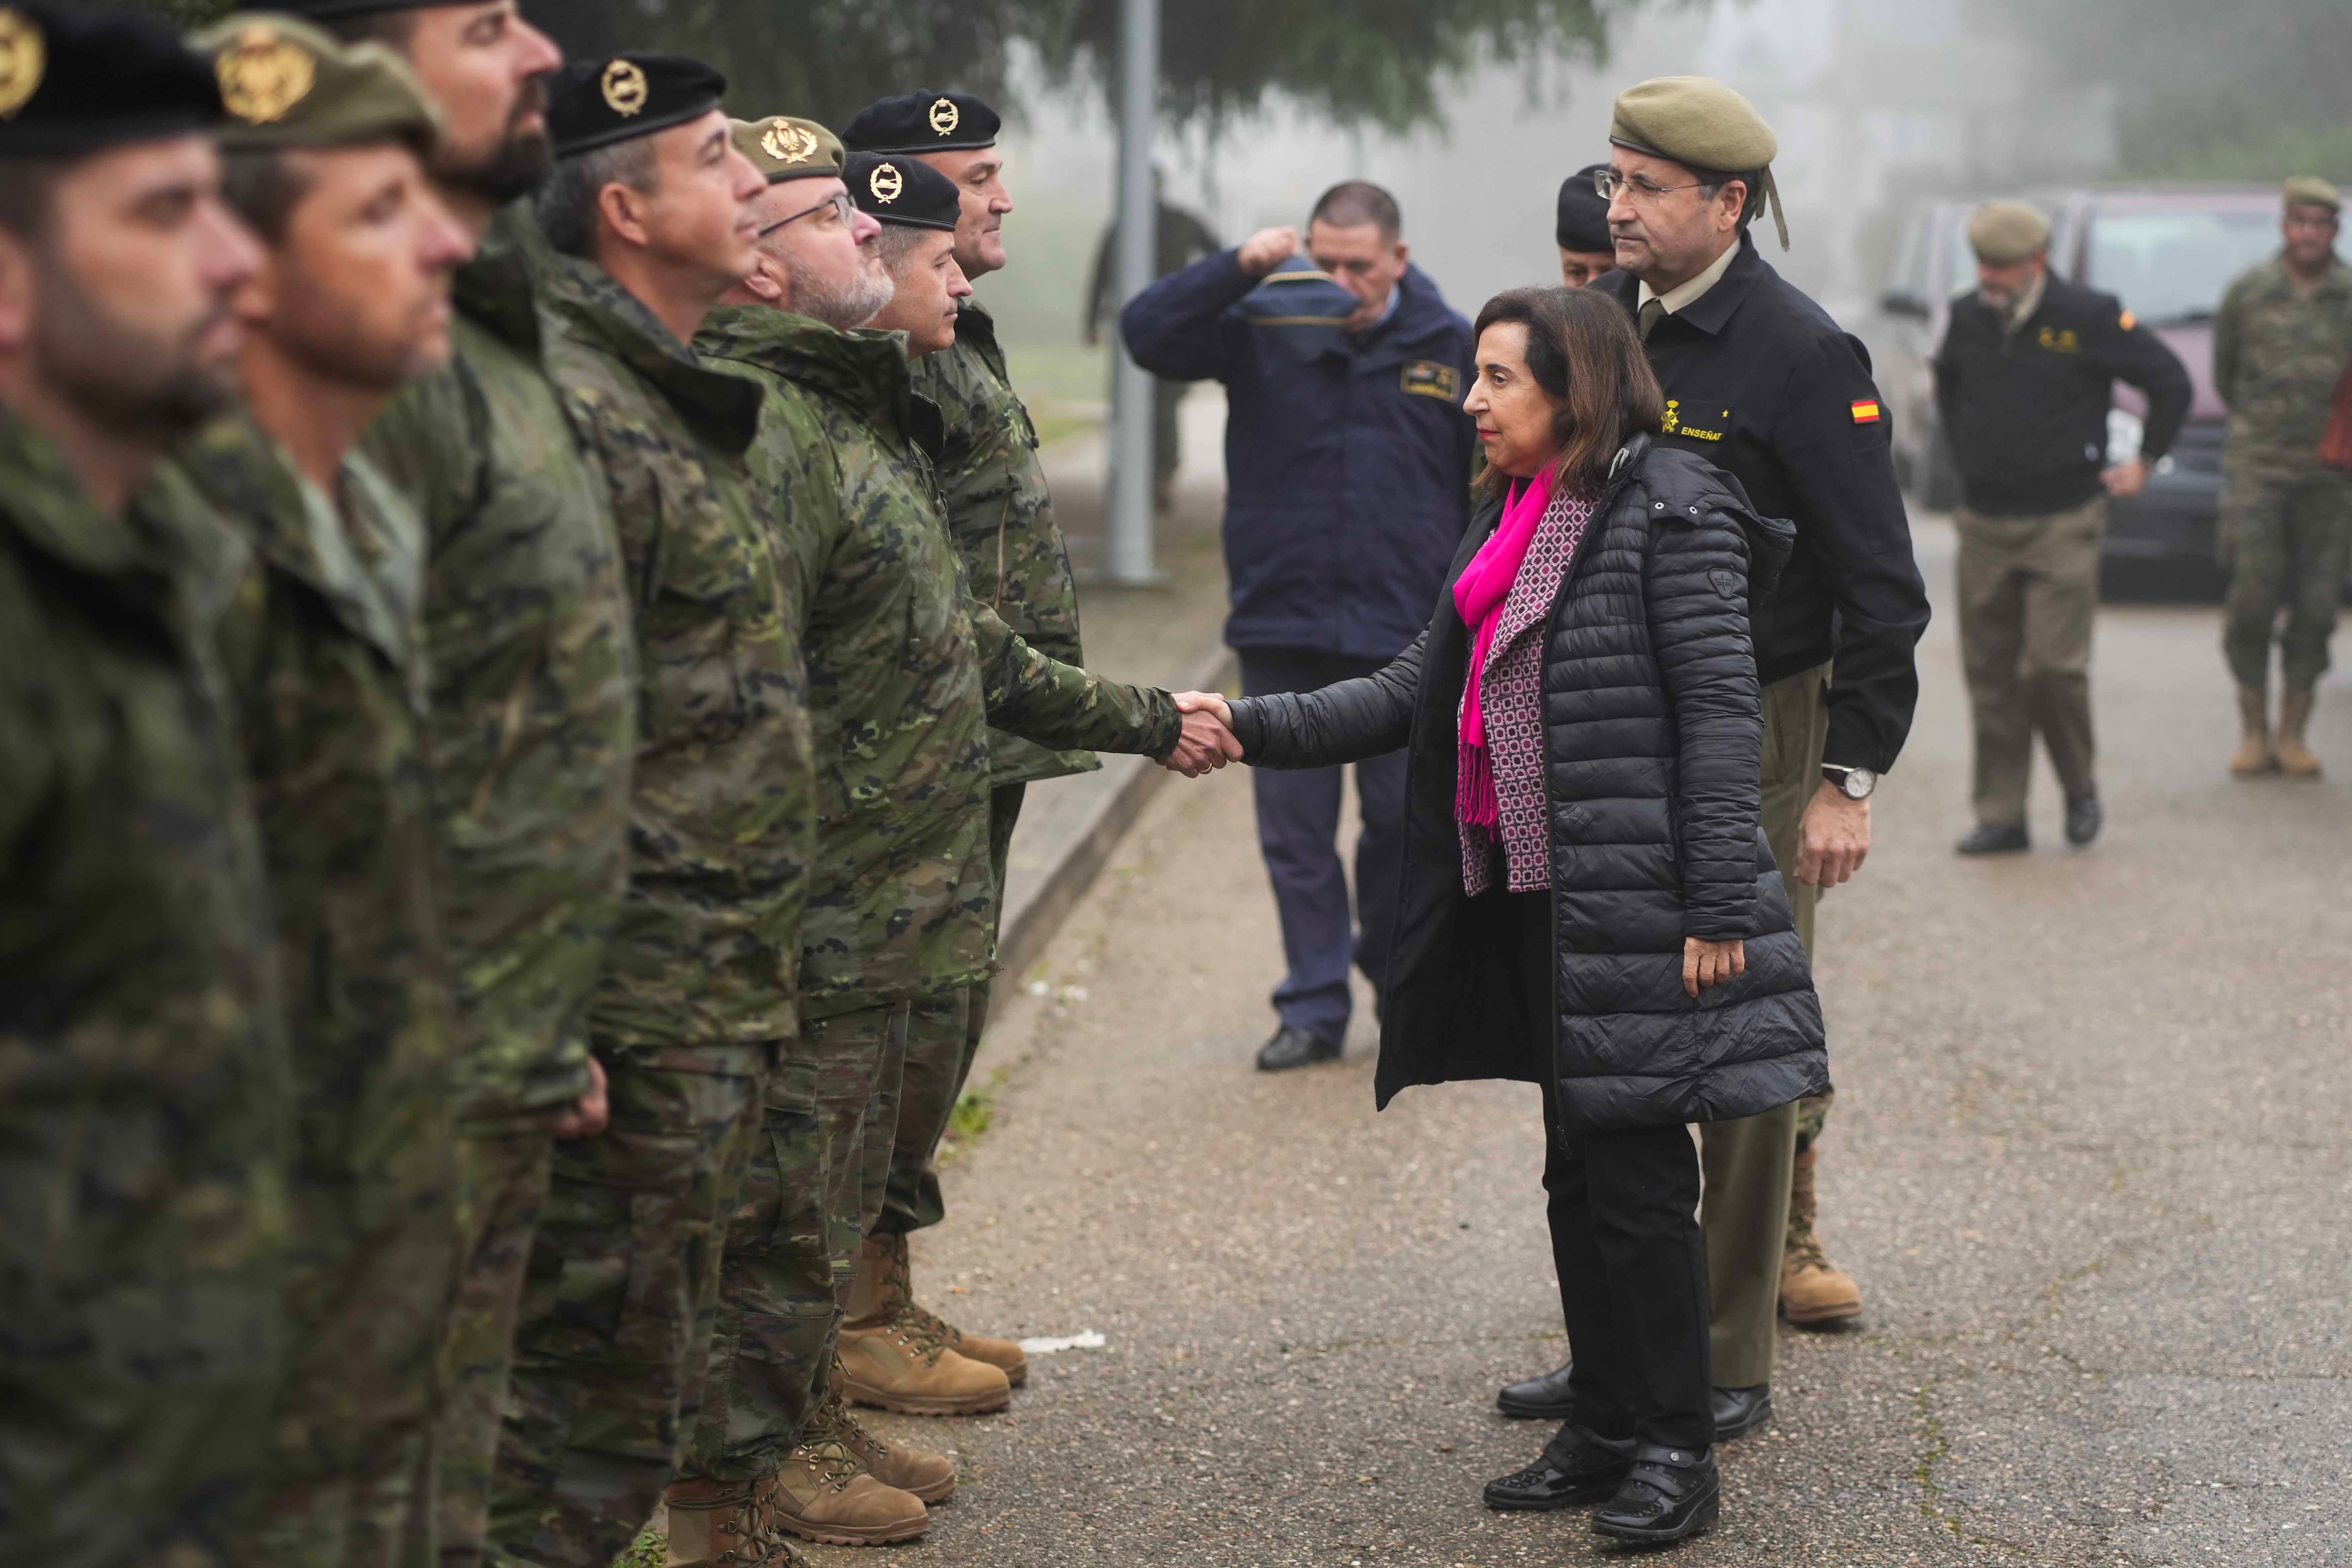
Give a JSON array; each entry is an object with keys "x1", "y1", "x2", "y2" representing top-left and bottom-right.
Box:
[{"x1": 1510, "y1": 892, "x2": 1715, "y2": 1451}]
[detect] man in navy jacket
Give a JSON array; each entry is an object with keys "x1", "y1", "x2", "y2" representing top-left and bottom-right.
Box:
[{"x1": 1123, "y1": 181, "x2": 1475, "y2": 1070}]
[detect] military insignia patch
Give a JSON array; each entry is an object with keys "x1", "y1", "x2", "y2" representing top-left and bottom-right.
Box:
[
  {"x1": 1400, "y1": 360, "x2": 1461, "y2": 401},
  {"x1": 868, "y1": 160, "x2": 905, "y2": 204},
  {"x1": 2118, "y1": 310, "x2": 2137, "y2": 333},
  {"x1": 601, "y1": 58, "x2": 649, "y2": 117},
  {"x1": 929, "y1": 96, "x2": 960, "y2": 137},
  {"x1": 2034, "y1": 325, "x2": 2080, "y2": 353},
  {"x1": 0, "y1": 7, "x2": 46, "y2": 121},
  {"x1": 761, "y1": 118, "x2": 817, "y2": 164},
  {"x1": 216, "y1": 24, "x2": 316, "y2": 126},
  {"x1": 1710, "y1": 568, "x2": 1742, "y2": 600},
  {"x1": 1850, "y1": 400, "x2": 1883, "y2": 424},
  {"x1": 1663, "y1": 398, "x2": 1729, "y2": 441}
]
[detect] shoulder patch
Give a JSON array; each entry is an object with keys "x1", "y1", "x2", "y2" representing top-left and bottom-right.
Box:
[
  {"x1": 1850, "y1": 399, "x2": 1882, "y2": 424},
  {"x1": 1400, "y1": 360, "x2": 1461, "y2": 401},
  {"x1": 2118, "y1": 309, "x2": 2136, "y2": 333}
]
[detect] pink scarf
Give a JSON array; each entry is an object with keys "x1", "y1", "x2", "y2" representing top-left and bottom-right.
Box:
[{"x1": 1452, "y1": 468, "x2": 1555, "y2": 830}]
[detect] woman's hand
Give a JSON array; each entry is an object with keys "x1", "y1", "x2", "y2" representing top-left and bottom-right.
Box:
[{"x1": 1683, "y1": 937, "x2": 1746, "y2": 998}]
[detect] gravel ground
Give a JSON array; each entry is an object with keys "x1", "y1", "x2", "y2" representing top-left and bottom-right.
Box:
[{"x1": 806, "y1": 518, "x2": 2352, "y2": 1567}]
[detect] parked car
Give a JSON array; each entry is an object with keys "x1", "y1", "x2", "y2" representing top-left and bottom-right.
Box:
[{"x1": 1861, "y1": 198, "x2": 1983, "y2": 511}]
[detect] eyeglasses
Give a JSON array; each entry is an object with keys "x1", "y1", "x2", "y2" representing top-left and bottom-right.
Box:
[
  {"x1": 1591, "y1": 169, "x2": 1710, "y2": 206},
  {"x1": 756, "y1": 190, "x2": 855, "y2": 240}
]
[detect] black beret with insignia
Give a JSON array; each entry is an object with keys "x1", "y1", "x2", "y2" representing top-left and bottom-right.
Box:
[
  {"x1": 1556, "y1": 163, "x2": 1612, "y2": 253},
  {"x1": 845, "y1": 150, "x2": 959, "y2": 231},
  {"x1": 0, "y1": 2, "x2": 223, "y2": 159},
  {"x1": 841, "y1": 89, "x2": 998, "y2": 155},
  {"x1": 548, "y1": 53, "x2": 725, "y2": 160},
  {"x1": 269, "y1": 0, "x2": 446, "y2": 16}
]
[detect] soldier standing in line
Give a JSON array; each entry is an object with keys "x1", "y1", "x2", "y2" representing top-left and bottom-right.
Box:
[
  {"x1": 1935, "y1": 199, "x2": 2191, "y2": 855},
  {"x1": 0, "y1": 12, "x2": 286, "y2": 1565},
  {"x1": 1555, "y1": 163, "x2": 1616, "y2": 289},
  {"x1": 176, "y1": 24, "x2": 474, "y2": 1564},
  {"x1": 282, "y1": 6, "x2": 640, "y2": 1566},
  {"x1": 2214, "y1": 176, "x2": 2352, "y2": 778},
  {"x1": 676, "y1": 139, "x2": 1222, "y2": 1556},
  {"x1": 487, "y1": 56, "x2": 812, "y2": 1568}
]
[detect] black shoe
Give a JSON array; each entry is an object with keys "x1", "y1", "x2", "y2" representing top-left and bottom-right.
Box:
[
  {"x1": 2065, "y1": 792, "x2": 2102, "y2": 847},
  {"x1": 1483, "y1": 1424, "x2": 1633, "y2": 1511},
  {"x1": 1955, "y1": 821, "x2": 2030, "y2": 856},
  {"x1": 1590, "y1": 1445, "x2": 1720, "y2": 1544},
  {"x1": 1496, "y1": 1360, "x2": 1576, "y2": 1420},
  {"x1": 1710, "y1": 1383, "x2": 1772, "y2": 1440},
  {"x1": 1254, "y1": 1024, "x2": 1341, "y2": 1072}
]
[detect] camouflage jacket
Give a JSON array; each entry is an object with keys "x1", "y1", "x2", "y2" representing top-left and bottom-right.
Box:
[
  {"x1": 365, "y1": 215, "x2": 637, "y2": 1123},
  {"x1": 174, "y1": 414, "x2": 459, "y2": 1463},
  {"x1": 0, "y1": 410, "x2": 290, "y2": 1567},
  {"x1": 699, "y1": 306, "x2": 1179, "y2": 1017},
  {"x1": 912, "y1": 300, "x2": 1098, "y2": 787},
  {"x1": 536, "y1": 257, "x2": 812, "y2": 1051},
  {"x1": 2213, "y1": 254, "x2": 2352, "y2": 474}
]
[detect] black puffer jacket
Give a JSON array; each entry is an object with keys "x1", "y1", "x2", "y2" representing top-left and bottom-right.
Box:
[{"x1": 1226, "y1": 436, "x2": 1828, "y2": 1135}]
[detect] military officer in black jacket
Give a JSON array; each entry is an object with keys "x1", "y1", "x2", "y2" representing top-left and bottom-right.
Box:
[
  {"x1": 1498, "y1": 76, "x2": 1931, "y2": 1443},
  {"x1": 1935, "y1": 200, "x2": 2190, "y2": 854}
]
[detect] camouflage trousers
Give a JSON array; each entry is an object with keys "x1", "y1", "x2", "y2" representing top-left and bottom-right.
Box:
[
  {"x1": 685, "y1": 1004, "x2": 910, "y2": 1482},
  {"x1": 879, "y1": 781, "x2": 1023, "y2": 1237},
  {"x1": 2220, "y1": 467, "x2": 2352, "y2": 692},
  {"x1": 485, "y1": 1040, "x2": 771, "y2": 1568},
  {"x1": 436, "y1": 1121, "x2": 558, "y2": 1568}
]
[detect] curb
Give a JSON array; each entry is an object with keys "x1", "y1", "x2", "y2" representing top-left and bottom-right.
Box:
[{"x1": 996, "y1": 641, "x2": 1238, "y2": 982}]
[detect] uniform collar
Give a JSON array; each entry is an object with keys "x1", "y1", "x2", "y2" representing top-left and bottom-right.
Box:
[
  {"x1": 1637, "y1": 235, "x2": 1741, "y2": 317},
  {"x1": 1635, "y1": 232, "x2": 1768, "y2": 340},
  {"x1": 2004, "y1": 270, "x2": 2049, "y2": 332},
  {"x1": 538, "y1": 252, "x2": 767, "y2": 457}
]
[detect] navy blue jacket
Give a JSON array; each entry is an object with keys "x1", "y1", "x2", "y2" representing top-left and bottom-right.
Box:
[{"x1": 1122, "y1": 249, "x2": 1476, "y2": 659}]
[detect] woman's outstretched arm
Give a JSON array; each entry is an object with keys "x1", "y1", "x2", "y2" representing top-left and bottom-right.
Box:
[{"x1": 1191, "y1": 631, "x2": 1429, "y2": 770}]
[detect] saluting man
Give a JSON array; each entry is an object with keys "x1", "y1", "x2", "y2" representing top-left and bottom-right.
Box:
[
  {"x1": 1935, "y1": 199, "x2": 2190, "y2": 855},
  {"x1": 1498, "y1": 77, "x2": 1931, "y2": 1453}
]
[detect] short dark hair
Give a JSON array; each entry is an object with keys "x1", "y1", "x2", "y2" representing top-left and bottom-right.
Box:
[
  {"x1": 0, "y1": 158, "x2": 66, "y2": 240},
  {"x1": 1470, "y1": 285, "x2": 1664, "y2": 500},
  {"x1": 874, "y1": 223, "x2": 932, "y2": 271},
  {"x1": 220, "y1": 148, "x2": 313, "y2": 245},
  {"x1": 1696, "y1": 167, "x2": 1767, "y2": 232},
  {"x1": 535, "y1": 138, "x2": 659, "y2": 259},
  {"x1": 1310, "y1": 180, "x2": 1401, "y2": 239}
]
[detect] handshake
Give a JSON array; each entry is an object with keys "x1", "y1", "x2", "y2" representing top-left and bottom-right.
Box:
[{"x1": 1160, "y1": 691, "x2": 1243, "y2": 778}]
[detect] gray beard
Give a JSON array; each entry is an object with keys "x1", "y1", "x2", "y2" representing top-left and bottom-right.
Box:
[{"x1": 792, "y1": 262, "x2": 895, "y2": 333}]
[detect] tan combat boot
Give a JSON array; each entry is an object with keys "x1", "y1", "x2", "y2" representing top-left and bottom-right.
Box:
[
  {"x1": 837, "y1": 1236, "x2": 1016, "y2": 1415},
  {"x1": 765, "y1": 1434, "x2": 929, "y2": 1546},
  {"x1": 660, "y1": 1477, "x2": 805, "y2": 1568},
  {"x1": 859, "y1": 1231, "x2": 1031, "y2": 1387},
  {"x1": 2231, "y1": 685, "x2": 2277, "y2": 775},
  {"x1": 1779, "y1": 1146, "x2": 1863, "y2": 1327},
  {"x1": 808, "y1": 1371, "x2": 957, "y2": 1504},
  {"x1": 2276, "y1": 688, "x2": 2323, "y2": 777}
]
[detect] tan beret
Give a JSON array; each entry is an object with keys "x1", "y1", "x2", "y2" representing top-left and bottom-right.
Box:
[
  {"x1": 2283, "y1": 175, "x2": 2342, "y2": 214},
  {"x1": 1609, "y1": 75, "x2": 1787, "y2": 250},
  {"x1": 732, "y1": 115, "x2": 844, "y2": 184},
  {"x1": 1966, "y1": 200, "x2": 2051, "y2": 265},
  {"x1": 193, "y1": 14, "x2": 438, "y2": 154}
]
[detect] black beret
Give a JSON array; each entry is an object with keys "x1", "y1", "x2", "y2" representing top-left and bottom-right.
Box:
[
  {"x1": 0, "y1": 2, "x2": 222, "y2": 159},
  {"x1": 1556, "y1": 163, "x2": 1613, "y2": 253},
  {"x1": 548, "y1": 54, "x2": 725, "y2": 160},
  {"x1": 266, "y1": 0, "x2": 445, "y2": 15},
  {"x1": 845, "y1": 150, "x2": 959, "y2": 231},
  {"x1": 841, "y1": 90, "x2": 998, "y2": 155}
]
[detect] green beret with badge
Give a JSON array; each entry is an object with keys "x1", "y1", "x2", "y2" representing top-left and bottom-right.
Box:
[
  {"x1": 0, "y1": 1, "x2": 223, "y2": 159},
  {"x1": 2282, "y1": 175, "x2": 2342, "y2": 215},
  {"x1": 845, "y1": 149, "x2": 959, "y2": 230},
  {"x1": 1965, "y1": 199, "x2": 2050, "y2": 265},
  {"x1": 841, "y1": 89, "x2": 999, "y2": 154},
  {"x1": 191, "y1": 14, "x2": 439, "y2": 154},
  {"x1": 732, "y1": 115, "x2": 843, "y2": 184},
  {"x1": 548, "y1": 53, "x2": 726, "y2": 159},
  {"x1": 1608, "y1": 74, "x2": 1788, "y2": 250}
]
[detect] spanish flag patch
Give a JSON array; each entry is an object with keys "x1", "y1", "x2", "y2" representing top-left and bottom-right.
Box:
[{"x1": 1850, "y1": 400, "x2": 1883, "y2": 424}]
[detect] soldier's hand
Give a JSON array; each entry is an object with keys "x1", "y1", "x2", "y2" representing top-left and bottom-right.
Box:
[
  {"x1": 552, "y1": 1055, "x2": 610, "y2": 1140},
  {"x1": 1163, "y1": 699, "x2": 1243, "y2": 776},
  {"x1": 1236, "y1": 227, "x2": 1300, "y2": 278},
  {"x1": 1796, "y1": 783, "x2": 1871, "y2": 888},
  {"x1": 2102, "y1": 458, "x2": 2149, "y2": 497},
  {"x1": 1684, "y1": 936, "x2": 1747, "y2": 998}
]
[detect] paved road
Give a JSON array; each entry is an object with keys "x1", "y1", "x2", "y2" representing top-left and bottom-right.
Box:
[{"x1": 814, "y1": 518, "x2": 2352, "y2": 1567}]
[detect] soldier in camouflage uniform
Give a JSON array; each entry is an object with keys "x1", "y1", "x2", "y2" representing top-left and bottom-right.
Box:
[
  {"x1": 2216, "y1": 176, "x2": 2352, "y2": 779},
  {"x1": 679, "y1": 127, "x2": 1196, "y2": 1549},
  {"x1": 486, "y1": 59, "x2": 814, "y2": 1568},
  {"x1": 0, "y1": 18, "x2": 289, "y2": 1562},
  {"x1": 298, "y1": 6, "x2": 641, "y2": 1565},
  {"x1": 183, "y1": 25, "x2": 474, "y2": 1565},
  {"x1": 841, "y1": 89, "x2": 1104, "y2": 1374}
]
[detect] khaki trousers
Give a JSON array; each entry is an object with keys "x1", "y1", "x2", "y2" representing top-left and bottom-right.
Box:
[
  {"x1": 1698, "y1": 661, "x2": 1828, "y2": 1390},
  {"x1": 1955, "y1": 497, "x2": 2103, "y2": 826}
]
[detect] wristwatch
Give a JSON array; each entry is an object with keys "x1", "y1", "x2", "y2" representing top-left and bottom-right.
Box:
[{"x1": 1822, "y1": 764, "x2": 1878, "y2": 801}]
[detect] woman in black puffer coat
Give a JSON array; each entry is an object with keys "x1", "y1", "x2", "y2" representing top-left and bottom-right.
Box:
[{"x1": 1194, "y1": 288, "x2": 1825, "y2": 1546}]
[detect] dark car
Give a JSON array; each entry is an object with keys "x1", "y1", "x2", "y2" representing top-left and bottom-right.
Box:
[
  {"x1": 1863, "y1": 198, "x2": 1984, "y2": 511},
  {"x1": 2042, "y1": 186, "x2": 2281, "y2": 582}
]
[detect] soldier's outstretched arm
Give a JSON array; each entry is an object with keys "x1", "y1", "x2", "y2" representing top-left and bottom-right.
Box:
[{"x1": 967, "y1": 592, "x2": 1183, "y2": 760}]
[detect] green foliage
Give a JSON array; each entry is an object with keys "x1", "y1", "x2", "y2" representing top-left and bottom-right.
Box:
[{"x1": 612, "y1": 1531, "x2": 665, "y2": 1568}]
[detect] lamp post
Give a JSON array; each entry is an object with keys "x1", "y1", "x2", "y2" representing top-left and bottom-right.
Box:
[{"x1": 1102, "y1": 0, "x2": 1161, "y2": 585}]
